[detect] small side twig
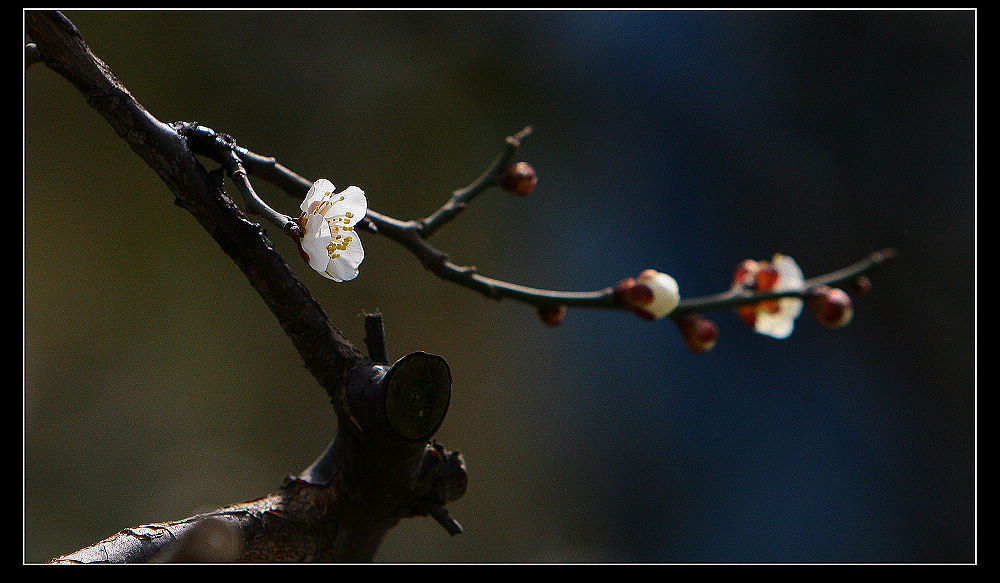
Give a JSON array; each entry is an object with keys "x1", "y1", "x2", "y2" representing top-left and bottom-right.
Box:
[
  {"x1": 173, "y1": 122, "x2": 301, "y2": 237},
  {"x1": 363, "y1": 311, "x2": 389, "y2": 365},
  {"x1": 419, "y1": 125, "x2": 533, "y2": 237},
  {"x1": 426, "y1": 505, "x2": 463, "y2": 536}
]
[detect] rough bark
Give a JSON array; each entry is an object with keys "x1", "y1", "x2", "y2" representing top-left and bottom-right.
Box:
[{"x1": 26, "y1": 10, "x2": 465, "y2": 563}]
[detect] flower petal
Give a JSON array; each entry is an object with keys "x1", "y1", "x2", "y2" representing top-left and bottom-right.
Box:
[
  {"x1": 324, "y1": 259, "x2": 360, "y2": 282},
  {"x1": 324, "y1": 250, "x2": 363, "y2": 282},
  {"x1": 636, "y1": 270, "x2": 680, "y2": 320},
  {"x1": 334, "y1": 228, "x2": 365, "y2": 266},
  {"x1": 320, "y1": 185, "x2": 367, "y2": 227},
  {"x1": 772, "y1": 254, "x2": 804, "y2": 291},
  {"x1": 300, "y1": 215, "x2": 334, "y2": 273},
  {"x1": 300, "y1": 179, "x2": 338, "y2": 213},
  {"x1": 753, "y1": 309, "x2": 798, "y2": 339}
]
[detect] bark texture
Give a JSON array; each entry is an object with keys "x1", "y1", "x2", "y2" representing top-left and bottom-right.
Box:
[{"x1": 26, "y1": 11, "x2": 465, "y2": 563}]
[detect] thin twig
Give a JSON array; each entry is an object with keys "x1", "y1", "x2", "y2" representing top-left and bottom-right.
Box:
[
  {"x1": 419, "y1": 126, "x2": 533, "y2": 237},
  {"x1": 426, "y1": 505, "x2": 463, "y2": 536},
  {"x1": 219, "y1": 129, "x2": 895, "y2": 316},
  {"x1": 229, "y1": 165, "x2": 301, "y2": 237},
  {"x1": 671, "y1": 248, "x2": 897, "y2": 317}
]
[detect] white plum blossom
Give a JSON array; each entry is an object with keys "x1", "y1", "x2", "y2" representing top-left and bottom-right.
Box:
[
  {"x1": 735, "y1": 253, "x2": 804, "y2": 339},
  {"x1": 634, "y1": 269, "x2": 682, "y2": 320},
  {"x1": 297, "y1": 179, "x2": 367, "y2": 282},
  {"x1": 753, "y1": 254, "x2": 804, "y2": 338}
]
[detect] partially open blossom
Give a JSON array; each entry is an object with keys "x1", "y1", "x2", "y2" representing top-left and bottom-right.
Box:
[
  {"x1": 297, "y1": 179, "x2": 367, "y2": 282},
  {"x1": 498, "y1": 162, "x2": 537, "y2": 196},
  {"x1": 676, "y1": 314, "x2": 719, "y2": 354},
  {"x1": 616, "y1": 269, "x2": 681, "y2": 321},
  {"x1": 733, "y1": 254, "x2": 804, "y2": 339},
  {"x1": 537, "y1": 305, "x2": 567, "y2": 327},
  {"x1": 807, "y1": 286, "x2": 854, "y2": 329}
]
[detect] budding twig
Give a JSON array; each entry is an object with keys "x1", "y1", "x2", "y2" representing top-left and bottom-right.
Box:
[
  {"x1": 419, "y1": 125, "x2": 533, "y2": 237},
  {"x1": 175, "y1": 122, "x2": 895, "y2": 323},
  {"x1": 670, "y1": 248, "x2": 897, "y2": 318}
]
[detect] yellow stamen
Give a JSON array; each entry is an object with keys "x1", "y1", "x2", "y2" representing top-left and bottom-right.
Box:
[{"x1": 327, "y1": 236, "x2": 353, "y2": 253}]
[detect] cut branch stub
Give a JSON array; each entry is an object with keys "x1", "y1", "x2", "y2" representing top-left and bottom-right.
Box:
[{"x1": 382, "y1": 352, "x2": 452, "y2": 442}]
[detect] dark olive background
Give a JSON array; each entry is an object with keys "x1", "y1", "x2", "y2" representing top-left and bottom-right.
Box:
[{"x1": 24, "y1": 10, "x2": 974, "y2": 563}]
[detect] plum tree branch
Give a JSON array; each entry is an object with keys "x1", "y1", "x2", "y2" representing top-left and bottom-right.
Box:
[
  {"x1": 25, "y1": 6, "x2": 897, "y2": 563},
  {"x1": 177, "y1": 120, "x2": 895, "y2": 327},
  {"x1": 674, "y1": 248, "x2": 897, "y2": 315},
  {"x1": 26, "y1": 10, "x2": 466, "y2": 563}
]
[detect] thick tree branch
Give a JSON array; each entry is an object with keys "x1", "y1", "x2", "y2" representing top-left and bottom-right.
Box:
[
  {"x1": 26, "y1": 10, "x2": 464, "y2": 562},
  {"x1": 25, "y1": 11, "x2": 359, "y2": 400}
]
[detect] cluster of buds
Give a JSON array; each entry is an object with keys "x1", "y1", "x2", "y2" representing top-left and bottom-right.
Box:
[
  {"x1": 732, "y1": 254, "x2": 857, "y2": 337},
  {"x1": 292, "y1": 161, "x2": 866, "y2": 358},
  {"x1": 616, "y1": 270, "x2": 721, "y2": 353}
]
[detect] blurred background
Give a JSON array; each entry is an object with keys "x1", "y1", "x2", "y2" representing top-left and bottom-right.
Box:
[{"x1": 24, "y1": 10, "x2": 974, "y2": 563}]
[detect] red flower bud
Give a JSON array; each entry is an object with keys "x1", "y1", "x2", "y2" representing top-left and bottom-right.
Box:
[
  {"x1": 615, "y1": 278, "x2": 638, "y2": 305},
  {"x1": 676, "y1": 314, "x2": 720, "y2": 354},
  {"x1": 537, "y1": 305, "x2": 566, "y2": 327},
  {"x1": 807, "y1": 286, "x2": 854, "y2": 329},
  {"x1": 498, "y1": 162, "x2": 537, "y2": 196},
  {"x1": 615, "y1": 278, "x2": 654, "y2": 307},
  {"x1": 736, "y1": 305, "x2": 757, "y2": 328}
]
